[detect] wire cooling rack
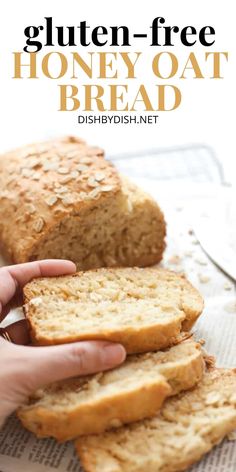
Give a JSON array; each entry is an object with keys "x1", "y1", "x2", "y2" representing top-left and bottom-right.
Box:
[{"x1": 108, "y1": 143, "x2": 225, "y2": 184}]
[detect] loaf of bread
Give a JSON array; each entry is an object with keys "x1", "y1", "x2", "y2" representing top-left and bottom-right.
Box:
[
  {"x1": 18, "y1": 340, "x2": 204, "y2": 440},
  {"x1": 76, "y1": 369, "x2": 236, "y2": 472},
  {"x1": 23, "y1": 267, "x2": 204, "y2": 352},
  {"x1": 0, "y1": 136, "x2": 166, "y2": 268}
]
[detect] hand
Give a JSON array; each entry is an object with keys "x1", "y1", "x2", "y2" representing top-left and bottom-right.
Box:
[{"x1": 0, "y1": 260, "x2": 126, "y2": 428}]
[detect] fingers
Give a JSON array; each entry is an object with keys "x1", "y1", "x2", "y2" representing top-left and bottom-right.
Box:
[
  {"x1": 7, "y1": 260, "x2": 76, "y2": 283},
  {"x1": 0, "y1": 320, "x2": 30, "y2": 345},
  {"x1": 17, "y1": 341, "x2": 126, "y2": 391},
  {"x1": 0, "y1": 259, "x2": 76, "y2": 321},
  {"x1": 0, "y1": 340, "x2": 126, "y2": 423}
]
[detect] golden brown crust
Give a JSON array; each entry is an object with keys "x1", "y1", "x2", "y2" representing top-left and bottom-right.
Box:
[
  {"x1": 0, "y1": 137, "x2": 166, "y2": 268},
  {"x1": 0, "y1": 136, "x2": 121, "y2": 263},
  {"x1": 26, "y1": 314, "x2": 185, "y2": 353}
]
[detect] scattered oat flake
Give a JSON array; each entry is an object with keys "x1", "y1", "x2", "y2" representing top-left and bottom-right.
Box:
[
  {"x1": 78, "y1": 191, "x2": 87, "y2": 200},
  {"x1": 45, "y1": 195, "x2": 58, "y2": 206},
  {"x1": 66, "y1": 151, "x2": 79, "y2": 158},
  {"x1": 224, "y1": 301, "x2": 236, "y2": 314},
  {"x1": 43, "y1": 151, "x2": 59, "y2": 161},
  {"x1": 33, "y1": 217, "x2": 44, "y2": 233},
  {"x1": 32, "y1": 172, "x2": 41, "y2": 180},
  {"x1": 62, "y1": 194, "x2": 75, "y2": 205},
  {"x1": 168, "y1": 255, "x2": 181, "y2": 265},
  {"x1": 21, "y1": 168, "x2": 33, "y2": 178},
  {"x1": 94, "y1": 172, "x2": 105, "y2": 182},
  {"x1": 30, "y1": 297, "x2": 42, "y2": 307},
  {"x1": 26, "y1": 203, "x2": 36, "y2": 214},
  {"x1": 101, "y1": 185, "x2": 114, "y2": 192},
  {"x1": 27, "y1": 158, "x2": 39, "y2": 168},
  {"x1": 188, "y1": 229, "x2": 194, "y2": 235},
  {"x1": 60, "y1": 175, "x2": 73, "y2": 184},
  {"x1": 80, "y1": 157, "x2": 92, "y2": 164},
  {"x1": 77, "y1": 164, "x2": 89, "y2": 172},
  {"x1": 88, "y1": 178, "x2": 99, "y2": 188},
  {"x1": 184, "y1": 250, "x2": 193, "y2": 257},
  {"x1": 89, "y1": 188, "x2": 101, "y2": 199},
  {"x1": 58, "y1": 167, "x2": 69, "y2": 174},
  {"x1": 43, "y1": 162, "x2": 58, "y2": 171},
  {"x1": 70, "y1": 170, "x2": 79, "y2": 179},
  {"x1": 198, "y1": 274, "x2": 211, "y2": 284},
  {"x1": 224, "y1": 282, "x2": 232, "y2": 291},
  {"x1": 56, "y1": 186, "x2": 68, "y2": 194},
  {"x1": 195, "y1": 258, "x2": 207, "y2": 266}
]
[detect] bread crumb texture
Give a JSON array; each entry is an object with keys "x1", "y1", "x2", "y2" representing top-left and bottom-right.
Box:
[
  {"x1": 18, "y1": 340, "x2": 204, "y2": 440},
  {"x1": 76, "y1": 369, "x2": 236, "y2": 472},
  {"x1": 23, "y1": 267, "x2": 203, "y2": 351},
  {"x1": 0, "y1": 136, "x2": 166, "y2": 268}
]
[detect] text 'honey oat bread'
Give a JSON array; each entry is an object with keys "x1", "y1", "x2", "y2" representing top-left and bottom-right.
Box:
[
  {"x1": 76, "y1": 369, "x2": 236, "y2": 472},
  {"x1": 0, "y1": 136, "x2": 166, "y2": 268},
  {"x1": 18, "y1": 340, "x2": 204, "y2": 441},
  {"x1": 23, "y1": 268, "x2": 204, "y2": 352}
]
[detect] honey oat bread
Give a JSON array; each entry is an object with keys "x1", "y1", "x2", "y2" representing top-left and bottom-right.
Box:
[
  {"x1": 0, "y1": 136, "x2": 166, "y2": 268},
  {"x1": 18, "y1": 340, "x2": 204, "y2": 440},
  {"x1": 23, "y1": 267, "x2": 204, "y2": 352},
  {"x1": 76, "y1": 369, "x2": 236, "y2": 472}
]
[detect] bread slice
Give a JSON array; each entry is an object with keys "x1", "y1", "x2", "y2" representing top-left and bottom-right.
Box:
[
  {"x1": 76, "y1": 369, "x2": 236, "y2": 472},
  {"x1": 18, "y1": 340, "x2": 204, "y2": 440},
  {"x1": 23, "y1": 268, "x2": 203, "y2": 352},
  {"x1": 0, "y1": 136, "x2": 166, "y2": 268}
]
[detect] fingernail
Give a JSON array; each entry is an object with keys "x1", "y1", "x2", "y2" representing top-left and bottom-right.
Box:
[{"x1": 103, "y1": 343, "x2": 126, "y2": 367}]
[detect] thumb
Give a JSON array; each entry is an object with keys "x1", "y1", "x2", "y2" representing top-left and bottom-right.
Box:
[{"x1": 19, "y1": 341, "x2": 126, "y2": 392}]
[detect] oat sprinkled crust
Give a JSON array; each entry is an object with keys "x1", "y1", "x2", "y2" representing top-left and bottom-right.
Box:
[
  {"x1": 0, "y1": 136, "x2": 166, "y2": 268},
  {"x1": 0, "y1": 136, "x2": 119, "y2": 262}
]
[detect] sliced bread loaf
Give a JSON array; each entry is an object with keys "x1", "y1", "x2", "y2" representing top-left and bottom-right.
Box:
[
  {"x1": 0, "y1": 137, "x2": 166, "y2": 268},
  {"x1": 76, "y1": 368, "x2": 236, "y2": 472},
  {"x1": 18, "y1": 340, "x2": 204, "y2": 440},
  {"x1": 23, "y1": 268, "x2": 204, "y2": 352}
]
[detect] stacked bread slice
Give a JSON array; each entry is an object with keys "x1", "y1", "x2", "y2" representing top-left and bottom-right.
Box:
[
  {"x1": 19, "y1": 267, "x2": 236, "y2": 471},
  {"x1": 18, "y1": 338, "x2": 204, "y2": 440}
]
